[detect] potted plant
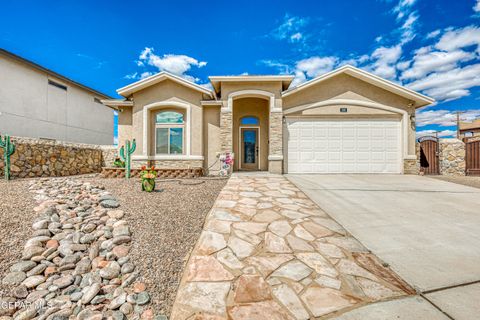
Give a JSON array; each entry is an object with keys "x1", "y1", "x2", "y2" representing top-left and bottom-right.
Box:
[{"x1": 140, "y1": 166, "x2": 157, "y2": 192}]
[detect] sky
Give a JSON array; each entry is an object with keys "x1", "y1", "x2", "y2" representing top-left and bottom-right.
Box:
[{"x1": 1, "y1": 0, "x2": 480, "y2": 140}]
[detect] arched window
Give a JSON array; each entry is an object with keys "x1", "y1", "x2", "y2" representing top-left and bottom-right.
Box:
[
  {"x1": 155, "y1": 111, "x2": 185, "y2": 154},
  {"x1": 240, "y1": 116, "x2": 259, "y2": 125}
]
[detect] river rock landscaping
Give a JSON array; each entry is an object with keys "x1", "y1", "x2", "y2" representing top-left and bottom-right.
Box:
[
  {"x1": 1, "y1": 178, "x2": 154, "y2": 320},
  {"x1": 0, "y1": 176, "x2": 227, "y2": 320}
]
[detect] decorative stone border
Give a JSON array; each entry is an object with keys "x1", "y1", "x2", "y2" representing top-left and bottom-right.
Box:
[
  {"x1": 1, "y1": 178, "x2": 156, "y2": 320},
  {"x1": 100, "y1": 167, "x2": 204, "y2": 179}
]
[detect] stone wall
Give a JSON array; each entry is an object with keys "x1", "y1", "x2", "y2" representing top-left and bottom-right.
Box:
[
  {"x1": 0, "y1": 136, "x2": 116, "y2": 179},
  {"x1": 100, "y1": 145, "x2": 118, "y2": 167},
  {"x1": 438, "y1": 139, "x2": 465, "y2": 175}
]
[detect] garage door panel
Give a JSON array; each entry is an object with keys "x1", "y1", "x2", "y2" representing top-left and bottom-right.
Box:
[
  {"x1": 287, "y1": 119, "x2": 401, "y2": 173},
  {"x1": 314, "y1": 152, "x2": 328, "y2": 161},
  {"x1": 329, "y1": 152, "x2": 341, "y2": 161}
]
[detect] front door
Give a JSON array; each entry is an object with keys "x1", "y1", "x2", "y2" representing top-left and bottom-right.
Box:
[{"x1": 241, "y1": 128, "x2": 259, "y2": 170}]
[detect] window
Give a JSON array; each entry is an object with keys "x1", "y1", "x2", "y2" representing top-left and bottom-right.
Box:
[
  {"x1": 48, "y1": 80, "x2": 67, "y2": 91},
  {"x1": 155, "y1": 111, "x2": 184, "y2": 154},
  {"x1": 240, "y1": 116, "x2": 259, "y2": 125}
]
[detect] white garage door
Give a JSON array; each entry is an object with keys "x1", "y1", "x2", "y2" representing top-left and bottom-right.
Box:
[{"x1": 286, "y1": 119, "x2": 402, "y2": 173}]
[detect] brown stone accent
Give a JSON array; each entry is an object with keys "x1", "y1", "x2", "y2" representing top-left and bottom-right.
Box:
[
  {"x1": 131, "y1": 159, "x2": 204, "y2": 169},
  {"x1": 269, "y1": 112, "x2": 283, "y2": 156},
  {"x1": 403, "y1": 159, "x2": 419, "y2": 175},
  {"x1": 100, "y1": 167, "x2": 204, "y2": 179},
  {"x1": 220, "y1": 111, "x2": 233, "y2": 153}
]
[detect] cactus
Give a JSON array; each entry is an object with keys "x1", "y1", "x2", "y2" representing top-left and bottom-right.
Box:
[
  {"x1": 0, "y1": 134, "x2": 16, "y2": 180},
  {"x1": 119, "y1": 139, "x2": 136, "y2": 179}
]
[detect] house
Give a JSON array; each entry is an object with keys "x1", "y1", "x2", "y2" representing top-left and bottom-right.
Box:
[
  {"x1": 103, "y1": 65, "x2": 434, "y2": 174},
  {"x1": 0, "y1": 49, "x2": 114, "y2": 144},
  {"x1": 459, "y1": 119, "x2": 480, "y2": 139}
]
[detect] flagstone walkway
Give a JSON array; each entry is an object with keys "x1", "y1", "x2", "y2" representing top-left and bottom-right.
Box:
[{"x1": 171, "y1": 174, "x2": 411, "y2": 319}]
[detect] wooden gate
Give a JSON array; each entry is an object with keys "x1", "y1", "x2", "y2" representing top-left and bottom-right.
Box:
[
  {"x1": 418, "y1": 136, "x2": 439, "y2": 175},
  {"x1": 465, "y1": 139, "x2": 480, "y2": 176}
]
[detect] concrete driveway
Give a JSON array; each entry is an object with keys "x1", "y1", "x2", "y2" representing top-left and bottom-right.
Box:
[{"x1": 287, "y1": 174, "x2": 480, "y2": 318}]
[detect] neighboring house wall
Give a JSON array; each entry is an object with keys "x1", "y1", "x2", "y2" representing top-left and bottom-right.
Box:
[{"x1": 0, "y1": 51, "x2": 113, "y2": 144}]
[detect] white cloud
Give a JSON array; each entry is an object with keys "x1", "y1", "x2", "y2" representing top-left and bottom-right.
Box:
[
  {"x1": 272, "y1": 14, "x2": 309, "y2": 43},
  {"x1": 138, "y1": 47, "x2": 207, "y2": 78},
  {"x1": 260, "y1": 60, "x2": 292, "y2": 74},
  {"x1": 369, "y1": 45, "x2": 402, "y2": 79},
  {"x1": 435, "y1": 26, "x2": 480, "y2": 52},
  {"x1": 124, "y1": 72, "x2": 138, "y2": 80},
  {"x1": 140, "y1": 72, "x2": 154, "y2": 79},
  {"x1": 426, "y1": 29, "x2": 441, "y2": 39},
  {"x1": 416, "y1": 109, "x2": 480, "y2": 127},
  {"x1": 400, "y1": 48, "x2": 475, "y2": 80},
  {"x1": 291, "y1": 56, "x2": 338, "y2": 86},
  {"x1": 416, "y1": 129, "x2": 456, "y2": 138},
  {"x1": 125, "y1": 47, "x2": 207, "y2": 83},
  {"x1": 393, "y1": 0, "x2": 417, "y2": 20},
  {"x1": 290, "y1": 70, "x2": 307, "y2": 88},
  {"x1": 399, "y1": 11, "x2": 419, "y2": 44},
  {"x1": 406, "y1": 58, "x2": 480, "y2": 101},
  {"x1": 397, "y1": 25, "x2": 480, "y2": 101},
  {"x1": 290, "y1": 32, "x2": 303, "y2": 42},
  {"x1": 474, "y1": 0, "x2": 480, "y2": 13}
]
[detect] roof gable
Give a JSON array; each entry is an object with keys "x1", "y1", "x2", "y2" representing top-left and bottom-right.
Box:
[
  {"x1": 117, "y1": 71, "x2": 213, "y2": 98},
  {"x1": 209, "y1": 75, "x2": 294, "y2": 94},
  {"x1": 282, "y1": 65, "x2": 434, "y2": 108}
]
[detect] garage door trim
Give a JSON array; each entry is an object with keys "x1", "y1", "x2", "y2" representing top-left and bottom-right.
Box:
[{"x1": 284, "y1": 117, "x2": 403, "y2": 174}]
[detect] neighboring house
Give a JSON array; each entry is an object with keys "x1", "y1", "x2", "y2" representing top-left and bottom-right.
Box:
[
  {"x1": 459, "y1": 119, "x2": 480, "y2": 139},
  {"x1": 103, "y1": 65, "x2": 434, "y2": 174},
  {"x1": 0, "y1": 49, "x2": 114, "y2": 144}
]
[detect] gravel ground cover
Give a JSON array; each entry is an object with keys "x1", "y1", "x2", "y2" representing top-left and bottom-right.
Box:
[
  {"x1": 0, "y1": 180, "x2": 36, "y2": 296},
  {"x1": 93, "y1": 177, "x2": 227, "y2": 317},
  {"x1": 432, "y1": 175, "x2": 480, "y2": 189}
]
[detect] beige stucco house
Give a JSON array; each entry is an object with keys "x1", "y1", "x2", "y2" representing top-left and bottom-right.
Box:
[
  {"x1": 0, "y1": 49, "x2": 114, "y2": 144},
  {"x1": 459, "y1": 119, "x2": 480, "y2": 139},
  {"x1": 103, "y1": 65, "x2": 434, "y2": 174}
]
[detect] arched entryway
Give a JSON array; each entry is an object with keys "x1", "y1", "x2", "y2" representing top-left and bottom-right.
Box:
[{"x1": 232, "y1": 97, "x2": 269, "y2": 171}]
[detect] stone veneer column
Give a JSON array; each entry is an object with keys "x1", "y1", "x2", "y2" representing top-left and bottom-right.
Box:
[
  {"x1": 268, "y1": 111, "x2": 283, "y2": 174},
  {"x1": 403, "y1": 159, "x2": 419, "y2": 174},
  {"x1": 220, "y1": 111, "x2": 233, "y2": 153}
]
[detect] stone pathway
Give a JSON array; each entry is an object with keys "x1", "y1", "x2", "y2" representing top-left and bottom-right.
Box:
[
  {"x1": 1, "y1": 178, "x2": 156, "y2": 320},
  {"x1": 171, "y1": 174, "x2": 411, "y2": 319}
]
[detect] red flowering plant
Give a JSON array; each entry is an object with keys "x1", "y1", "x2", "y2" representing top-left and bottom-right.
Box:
[{"x1": 140, "y1": 166, "x2": 157, "y2": 179}]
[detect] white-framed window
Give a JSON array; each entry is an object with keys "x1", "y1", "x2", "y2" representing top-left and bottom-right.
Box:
[{"x1": 155, "y1": 111, "x2": 185, "y2": 154}]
